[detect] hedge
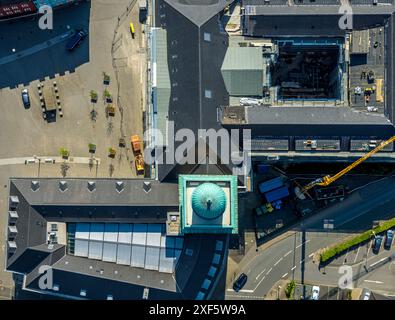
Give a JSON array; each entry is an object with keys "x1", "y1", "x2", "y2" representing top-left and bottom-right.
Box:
[{"x1": 320, "y1": 217, "x2": 395, "y2": 263}]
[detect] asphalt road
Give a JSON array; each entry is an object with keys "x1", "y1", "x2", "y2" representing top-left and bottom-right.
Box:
[{"x1": 226, "y1": 176, "x2": 395, "y2": 300}]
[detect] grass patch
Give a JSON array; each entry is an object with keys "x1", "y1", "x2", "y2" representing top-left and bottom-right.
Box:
[{"x1": 320, "y1": 217, "x2": 395, "y2": 263}]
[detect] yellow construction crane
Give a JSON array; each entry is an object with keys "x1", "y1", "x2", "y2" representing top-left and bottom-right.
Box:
[{"x1": 295, "y1": 135, "x2": 395, "y2": 199}]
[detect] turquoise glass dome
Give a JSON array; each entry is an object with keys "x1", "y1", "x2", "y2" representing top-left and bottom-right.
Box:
[{"x1": 191, "y1": 183, "x2": 227, "y2": 220}]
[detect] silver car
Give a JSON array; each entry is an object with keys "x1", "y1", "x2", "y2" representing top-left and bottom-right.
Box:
[{"x1": 311, "y1": 286, "x2": 320, "y2": 300}]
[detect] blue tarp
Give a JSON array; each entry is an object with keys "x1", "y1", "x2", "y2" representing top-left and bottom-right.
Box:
[
  {"x1": 258, "y1": 177, "x2": 283, "y2": 194},
  {"x1": 265, "y1": 186, "x2": 289, "y2": 203},
  {"x1": 257, "y1": 164, "x2": 270, "y2": 174}
]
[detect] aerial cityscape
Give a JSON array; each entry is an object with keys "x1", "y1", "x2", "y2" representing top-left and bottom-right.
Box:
[{"x1": 1, "y1": 0, "x2": 395, "y2": 305}]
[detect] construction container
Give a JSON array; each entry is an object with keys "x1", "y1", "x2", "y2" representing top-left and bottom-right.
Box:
[
  {"x1": 258, "y1": 177, "x2": 283, "y2": 194},
  {"x1": 265, "y1": 186, "x2": 289, "y2": 203}
]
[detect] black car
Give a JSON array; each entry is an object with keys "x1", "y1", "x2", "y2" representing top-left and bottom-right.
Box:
[
  {"x1": 21, "y1": 89, "x2": 30, "y2": 108},
  {"x1": 66, "y1": 30, "x2": 87, "y2": 51},
  {"x1": 384, "y1": 230, "x2": 394, "y2": 250},
  {"x1": 372, "y1": 235, "x2": 383, "y2": 254},
  {"x1": 233, "y1": 273, "x2": 248, "y2": 292}
]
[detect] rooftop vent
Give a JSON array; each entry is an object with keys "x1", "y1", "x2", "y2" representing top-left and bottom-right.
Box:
[
  {"x1": 107, "y1": 294, "x2": 114, "y2": 300},
  {"x1": 80, "y1": 289, "x2": 87, "y2": 297},
  {"x1": 53, "y1": 284, "x2": 60, "y2": 291},
  {"x1": 59, "y1": 181, "x2": 68, "y2": 192},
  {"x1": 8, "y1": 241, "x2": 17, "y2": 253},
  {"x1": 9, "y1": 211, "x2": 18, "y2": 221},
  {"x1": 87, "y1": 181, "x2": 96, "y2": 192},
  {"x1": 115, "y1": 181, "x2": 124, "y2": 193},
  {"x1": 143, "y1": 181, "x2": 152, "y2": 193},
  {"x1": 9, "y1": 196, "x2": 19, "y2": 209},
  {"x1": 8, "y1": 225, "x2": 18, "y2": 235},
  {"x1": 31, "y1": 180, "x2": 40, "y2": 192}
]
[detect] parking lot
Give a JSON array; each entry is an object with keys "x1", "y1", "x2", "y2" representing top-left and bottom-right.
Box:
[
  {"x1": 0, "y1": 0, "x2": 147, "y2": 297},
  {"x1": 293, "y1": 283, "x2": 349, "y2": 300}
]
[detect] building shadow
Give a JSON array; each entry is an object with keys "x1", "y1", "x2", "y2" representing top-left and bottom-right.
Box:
[{"x1": 0, "y1": 1, "x2": 91, "y2": 89}]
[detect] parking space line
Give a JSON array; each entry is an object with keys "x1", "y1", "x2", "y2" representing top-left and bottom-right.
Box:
[
  {"x1": 266, "y1": 268, "x2": 273, "y2": 276},
  {"x1": 291, "y1": 266, "x2": 297, "y2": 271},
  {"x1": 284, "y1": 250, "x2": 293, "y2": 258},
  {"x1": 255, "y1": 268, "x2": 266, "y2": 281},
  {"x1": 282, "y1": 273, "x2": 288, "y2": 278},
  {"x1": 369, "y1": 257, "x2": 389, "y2": 268},
  {"x1": 353, "y1": 247, "x2": 361, "y2": 264},
  {"x1": 300, "y1": 259, "x2": 305, "y2": 264},
  {"x1": 364, "y1": 280, "x2": 383, "y2": 284},
  {"x1": 296, "y1": 239, "x2": 310, "y2": 249},
  {"x1": 274, "y1": 258, "x2": 283, "y2": 266},
  {"x1": 308, "y1": 253, "x2": 314, "y2": 258}
]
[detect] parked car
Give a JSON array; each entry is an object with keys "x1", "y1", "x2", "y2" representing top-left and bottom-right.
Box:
[
  {"x1": 362, "y1": 290, "x2": 371, "y2": 300},
  {"x1": 384, "y1": 230, "x2": 394, "y2": 250},
  {"x1": 66, "y1": 30, "x2": 87, "y2": 51},
  {"x1": 21, "y1": 89, "x2": 30, "y2": 108},
  {"x1": 372, "y1": 235, "x2": 383, "y2": 254},
  {"x1": 233, "y1": 273, "x2": 248, "y2": 292},
  {"x1": 311, "y1": 286, "x2": 320, "y2": 300}
]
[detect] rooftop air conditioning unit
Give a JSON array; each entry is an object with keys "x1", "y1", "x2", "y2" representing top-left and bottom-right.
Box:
[
  {"x1": 59, "y1": 181, "x2": 68, "y2": 192},
  {"x1": 8, "y1": 241, "x2": 17, "y2": 253},
  {"x1": 9, "y1": 211, "x2": 18, "y2": 222},
  {"x1": 9, "y1": 196, "x2": 19, "y2": 209}
]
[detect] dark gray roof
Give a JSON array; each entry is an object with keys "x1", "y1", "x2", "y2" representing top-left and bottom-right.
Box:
[
  {"x1": 11, "y1": 178, "x2": 179, "y2": 206},
  {"x1": 164, "y1": 0, "x2": 232, "y2": 27},
  {"x1": 221, "y1": 106, "x2": 395, "y2": 137},
  {"x1": 156, "y1": 1, "x2": 238, "y2": 181},
  {"x1": 22, "y1": 234, "x2": 229, "y2": 300},
  {"x1": 6, "y1": 178, "x2": 179, "y2": 274}
]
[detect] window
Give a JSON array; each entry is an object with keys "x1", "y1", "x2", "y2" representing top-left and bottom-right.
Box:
[{"x1": 204, "y1": 32, "x2": 211, "y2": 42}]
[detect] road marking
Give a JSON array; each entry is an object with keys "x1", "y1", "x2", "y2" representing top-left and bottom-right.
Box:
[
  {"x1": 369, "y1": 257, "x2": 389, "y2": 268},
  {"x1": 296, "y1": 239, "x2": 311, "y2": 249},
  {"x1": 282, "y1": 273, "x2": 288, "y2": 278},
  {"x1": 354, "y1": 247, "x2": 361, "y2": 264},
  {"x1": 274, "y1": 258, "x2": 283, "y2": 266},
  {"x1": 255, "y1": 268, "x2": 266, "y2": 281},
  {"x1": 226, "y1": 289, "x2": 254, "y2": 293},
  {"x1": 291, "y1": 266, "x2": 297, "y2": 271},
  {"x1": 266, "y1": 268, "x2": 272, "y2": 275},
  {"x1": 226, "y1": 294, "x2": 264, "y2": 299},
  {"x1": 367, "y1": 241, "x2": 372, "y2": 256},
  {"x1": 308, "y1": 253, "x2": 314, "y2": 258},
  {"x1": 364, "y1": 280, "x2": 383, "y2": 284},
  {"x1": 300, "y1": 259, "x2": 305, "y2": 264},
  {"x1": 284, "y1": 250, "x2": 293, "y2": 258}
]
